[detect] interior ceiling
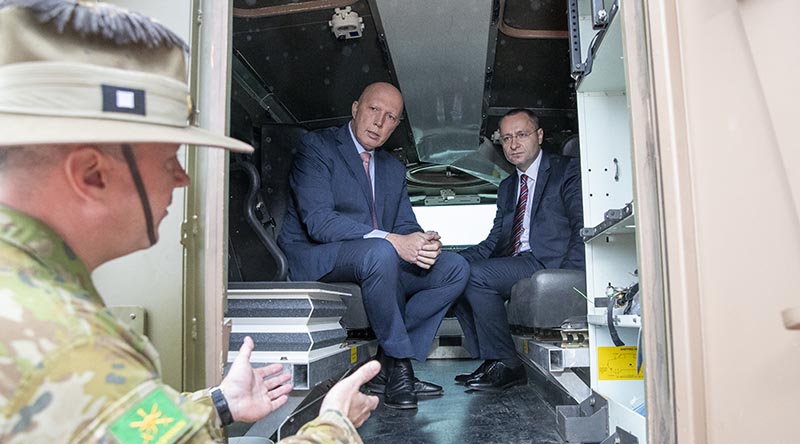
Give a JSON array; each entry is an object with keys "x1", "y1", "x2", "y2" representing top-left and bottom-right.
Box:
[{"x1": 231, "y1": 0, "x2": 577, "y2": 200}]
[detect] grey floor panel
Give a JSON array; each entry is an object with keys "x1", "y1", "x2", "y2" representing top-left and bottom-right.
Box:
[{"x1": 358, "y1": 359, "x2": 561, "y2": 444}]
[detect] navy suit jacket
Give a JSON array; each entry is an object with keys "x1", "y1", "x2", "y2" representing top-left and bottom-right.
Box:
[
  {"x1": 460, "y1": 151, "x2": 584, "y2": 270},
  {"x1": 278, "y1": 123, "x2": 422, "y2": 281}
]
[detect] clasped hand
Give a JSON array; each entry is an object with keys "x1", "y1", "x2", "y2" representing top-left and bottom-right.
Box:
[{"x1": 386, "y1": 230, "x2": 442, "y2": 269}]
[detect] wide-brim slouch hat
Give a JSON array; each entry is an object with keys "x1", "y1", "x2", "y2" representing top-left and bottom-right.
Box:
[{"x1": 0, "y1": 0, "x2": 252, "y2": 153}]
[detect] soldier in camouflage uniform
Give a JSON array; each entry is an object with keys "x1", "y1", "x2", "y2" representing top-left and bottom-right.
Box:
[{"x1": 0, "y1": 1, "x2": 380, "y2": 443}]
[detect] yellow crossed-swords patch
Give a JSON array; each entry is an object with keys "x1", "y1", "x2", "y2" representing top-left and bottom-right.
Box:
[{"x1": 110, "y1": 388, "x2": 190, "y2": 444}]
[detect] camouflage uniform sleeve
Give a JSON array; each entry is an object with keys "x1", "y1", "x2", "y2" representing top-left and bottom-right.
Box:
[
  {"x1": 277, "y1": 410, "x2": 362, "y2": 444},
  {"x1": 183, "y1": 388, "x2": 225, "y2": 430},
  {"x1": 1, "y1": 330, "x2": 223, "y2": 444},
  {"x1": 59, "y1": 339, "x2": 228, "y2": 444}
]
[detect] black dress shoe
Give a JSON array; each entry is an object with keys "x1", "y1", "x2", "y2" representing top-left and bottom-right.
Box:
[
  {"x1": 365, "y1": 376, "x2": 443, "y2": 398},
  {"x1": 364, "y1": 349, "x2": 443, "y2": 397},
  {"x1": 364, "y1": 348, "x2": 392, "y2": 393},
  {"x1": 454, "y1": 360, "x2": 494, "y2": 385},
  {"x1": 384, "y1": 358, "x2": 418, "y2": 409},
  {"x1": 465, "y1": 361, "x2": 527, "y2": 392}
]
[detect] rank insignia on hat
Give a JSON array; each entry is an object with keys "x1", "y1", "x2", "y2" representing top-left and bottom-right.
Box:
[
  {"x1": 102, "y1": 85, "x2": 146, "y2": 116},
  {"x1": 0, "y1": 0, "x2": 253, "y2": 152},
  {"x1": 109, "y1": 387, "x2": 189, "y2": 444}
]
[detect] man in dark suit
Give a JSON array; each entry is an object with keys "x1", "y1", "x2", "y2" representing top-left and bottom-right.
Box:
[
  {"x1": 454, "y1": 109, "x2": 584, "y2": 391},
  {"x1": 278, "y1": 82, "x2": 470, "y2": 409}
]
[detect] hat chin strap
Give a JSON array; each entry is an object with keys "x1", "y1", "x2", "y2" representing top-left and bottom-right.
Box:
[{"x1": 121, "y1": 144, "x2": 157, "y2": 246}]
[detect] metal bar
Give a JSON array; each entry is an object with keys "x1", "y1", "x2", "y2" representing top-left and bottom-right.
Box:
[
  {"x1": 515, "y1": 336, "x2": 592, "y2": 403},
  {"x1": 480, "y1": 0, "x2": 501, "y2": 137},
  {"x1": 523, "y1": 339, "x2": 589, "y2": 372},
  {"x1": 232, "y1": 54, "x2": 297, "y2": 124},
  {"x1": 567, "y1": 0, "x2": 585, "y2": 79},
  {"x1": 233, "y1": 0, "x2": 357, "y2": 18}
]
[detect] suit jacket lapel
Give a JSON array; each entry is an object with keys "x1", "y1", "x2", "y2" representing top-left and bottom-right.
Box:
[
  {"x1": 335, "y1": 124, "x2": 373, "y2": 208},
  {"x1": 529, "y1": 152, "x2": 551, "y2": 220}
]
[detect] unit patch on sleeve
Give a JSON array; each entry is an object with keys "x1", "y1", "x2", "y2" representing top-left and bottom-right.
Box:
[{"x1": 109, "y1": 387, "x2": 190, "y2": 444}]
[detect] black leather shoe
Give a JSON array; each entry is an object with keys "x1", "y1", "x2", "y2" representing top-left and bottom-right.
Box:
[
  {"x1": 384, "y1": 358, "x2": 418, "y2": 409},
  {"x1": 364, "y1": 349, "x2": 392, "y2": 393},
  {"x1": 364, "y1": 350, "x2": 443, "y2": 397},
  {"x1": 365, "y1": 376, "x2": 443, "y2": 397},
  {"x1": 465, "y1": 361, "x2": 527, "y2": 392},
  {"x1": 454, "y1": 360, "x2": 494, "y2": 385}
]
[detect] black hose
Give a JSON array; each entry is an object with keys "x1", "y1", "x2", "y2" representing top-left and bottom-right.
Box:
[
  {"x1": 607, "y1": 293, "x2": 626, "y2": 346},
  {"x1": 230, "y1": 161, "x2": 289, "y2": 281}
]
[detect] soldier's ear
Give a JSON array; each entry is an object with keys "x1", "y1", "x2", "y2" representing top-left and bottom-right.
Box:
[{"x1": 63, "y1": 145, "x2": 115, "y2": 201}]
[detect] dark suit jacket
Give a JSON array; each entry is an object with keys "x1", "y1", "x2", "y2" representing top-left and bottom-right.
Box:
[
  {"x1": 278, "y1": 123, "x2": 422, "y2": 281},
  {"x1": 460, "y1": 151, "x2": 584, "y2": 270}
]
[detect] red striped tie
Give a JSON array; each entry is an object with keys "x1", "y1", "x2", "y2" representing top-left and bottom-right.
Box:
[
  {"x1": 360, "y1": 152, "x2": 379, "y2": 229},
  {"x1": 509, "y1": 174, "x2": 529, "y2": 256}
]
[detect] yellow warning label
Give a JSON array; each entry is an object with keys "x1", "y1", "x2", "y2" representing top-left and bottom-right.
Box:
[
  {"x1": 350, "y1": 346, "x2": 357, "y2": 364},
  {"x1": 598, "y1": 346, "x2": 643, "y2": 380},
  {"x1": 523, "y1": 340, "x2": 529, "y2": 354}
]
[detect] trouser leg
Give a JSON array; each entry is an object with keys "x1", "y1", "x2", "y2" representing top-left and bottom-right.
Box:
[
  {"x1": 452, "y1": 298, "x2": 480, "y2": 359},
  {"x1": 399, "y1": 252, "x2": 469, "y2": 361},
  {"x1": 321, "y1": 238, "x2": 414, "y2": 358},
  {"x1": 463, "y1": 256, "x2": 538, "y2": 360}
]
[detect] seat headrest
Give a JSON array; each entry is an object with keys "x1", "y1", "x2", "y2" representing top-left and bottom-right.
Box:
[{"x1": 560, "y1": 135, "x2": 580, "y2": 158}]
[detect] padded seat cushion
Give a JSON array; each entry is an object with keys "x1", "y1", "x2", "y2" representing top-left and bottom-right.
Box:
[{"x1": 508, "y1": 269, "x2": 587, "y2": 329}]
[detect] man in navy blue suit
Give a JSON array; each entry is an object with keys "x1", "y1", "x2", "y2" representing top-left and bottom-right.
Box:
[
  {"x1": 279, "y1": 82, "x2": 470, "y2": 409},
  {"x1": 453, "y1": 109, "x2": 584, "y2": 392}
]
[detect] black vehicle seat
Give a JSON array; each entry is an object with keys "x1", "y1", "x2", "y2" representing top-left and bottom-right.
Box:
[{"x1": 228, "y1": 123, "x2": 370, "y2": 331}]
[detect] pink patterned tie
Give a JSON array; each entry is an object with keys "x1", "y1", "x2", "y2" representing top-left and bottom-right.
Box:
[
  {"x1": 360, "y1": 151, "x2": 379, "y2": 229},
  {"x1": 509, "y1": 174, "x2": 529, "y2": 256}
]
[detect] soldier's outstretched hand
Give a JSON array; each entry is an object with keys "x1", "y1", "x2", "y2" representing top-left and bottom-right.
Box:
[
  {"x1": 320, "y1": 360, "x2": 381, "y2": 428},
  {"x1": 219, "y1": 336, "x2": 294, "y2": 422}
]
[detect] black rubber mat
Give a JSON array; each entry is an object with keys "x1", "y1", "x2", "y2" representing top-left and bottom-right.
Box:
[{"x1": 358, "y1": 359, "x2": 561, "y2": 444}]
